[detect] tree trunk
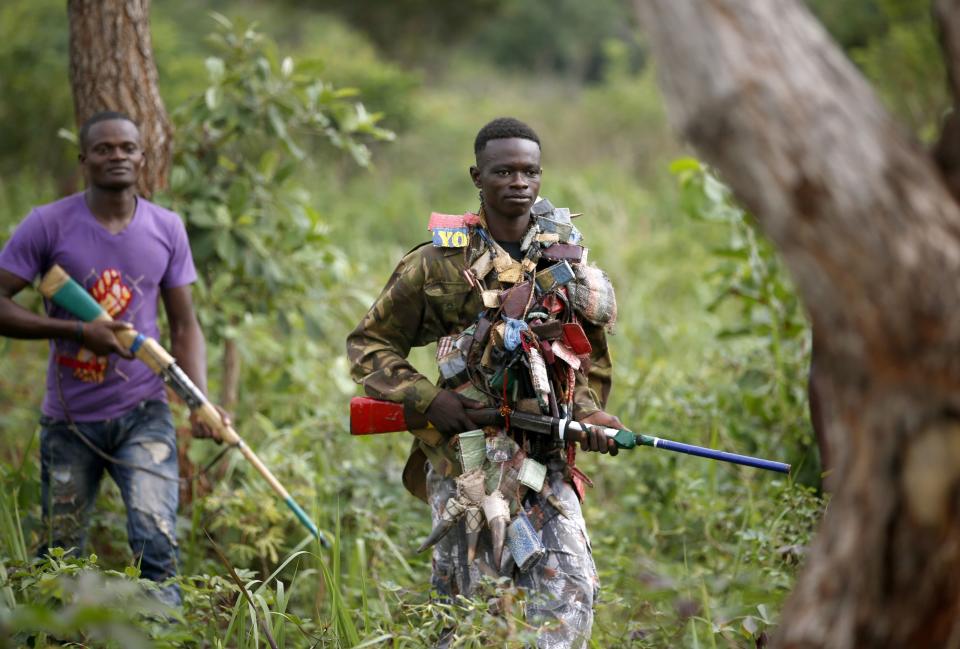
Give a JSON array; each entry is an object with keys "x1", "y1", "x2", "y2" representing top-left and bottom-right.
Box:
[
  {"x1": 638, "y1": 1, "x2": 960, "y2": 647},
  {"x1": 220, "y1": 337, "x2": 240, "y2": 412},
  {"x1": 67, "y1": 0, "x2": 172, "y2": 197}
]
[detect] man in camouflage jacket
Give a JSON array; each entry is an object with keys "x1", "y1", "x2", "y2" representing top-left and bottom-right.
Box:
[{"x1": 347, "y1": 117, "x2": 623, "y2": 649}]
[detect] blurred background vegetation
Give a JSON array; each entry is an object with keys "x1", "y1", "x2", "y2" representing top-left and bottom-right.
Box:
[{"x1": 0, "y1": 0, "x2": 948, "y2": 646}]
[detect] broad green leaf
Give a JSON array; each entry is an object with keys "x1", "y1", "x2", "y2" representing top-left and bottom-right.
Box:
[
  {"x1": 205, "y1": 56, "x2": 225, "y2": 82},
  {"x1": 205, "y1": 86, "x2": 220, "y2": 110}
]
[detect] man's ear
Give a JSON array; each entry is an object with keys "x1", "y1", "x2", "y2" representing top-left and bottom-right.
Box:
[{"x1": 469, "y1": 165, "x2": 481, "y2": 188}]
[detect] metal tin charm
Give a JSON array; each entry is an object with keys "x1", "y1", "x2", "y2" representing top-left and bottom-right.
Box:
[
  {"x1": 531, "y1": 198, "x2": 555, "y2": 215},
  {"x1": 535, "y1": 261, "x2": 575, "y2": 292},
  {"x1": 438, "y1": 348, "x2": 469, "y2": 383},
  {"x1": 486, "y1": 433, "x2": 520, "y2": 463},
  {"x1": 506, "y1": 510, "x2": 545, "y2": 572},
  {"x1": 541, "y1": 243, "x2": 584, "y2": 264}
]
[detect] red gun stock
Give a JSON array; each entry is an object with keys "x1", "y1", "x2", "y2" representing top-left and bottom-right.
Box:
[{"x1": 349, "y1": 396, "x2": 421, "y2": 434}]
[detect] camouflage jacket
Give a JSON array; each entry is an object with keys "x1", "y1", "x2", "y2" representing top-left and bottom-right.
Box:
[{"x1": 347, "y1": 201, "x2": 615, "y2": 496}]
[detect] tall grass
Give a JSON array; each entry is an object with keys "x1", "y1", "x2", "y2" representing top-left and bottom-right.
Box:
[{"x1": 0, "y1": 47, "x2": 823, "y2": 648}]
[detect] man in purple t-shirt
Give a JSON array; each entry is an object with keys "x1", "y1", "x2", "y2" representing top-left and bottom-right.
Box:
[{"x1": 0, "y1": 111, "x2": 224, "y2": 608}]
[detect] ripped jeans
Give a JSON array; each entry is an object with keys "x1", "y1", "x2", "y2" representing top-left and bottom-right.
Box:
[{"x1": 39, "y1": 399, "x2": 181, "y2": 607}]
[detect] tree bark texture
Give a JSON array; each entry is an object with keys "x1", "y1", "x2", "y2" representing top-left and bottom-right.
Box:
[
  {"x1": 638, "y1": 1, "x2": 960, "y2": 647},
  {"x1": 67, "y1": 0, "x2": 171, "y2": 197}
]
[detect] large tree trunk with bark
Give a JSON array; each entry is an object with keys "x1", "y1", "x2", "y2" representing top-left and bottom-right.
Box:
[
  {"x1": 68, "y1": 0, "x2": 171, "y2": 197},
  {"x1": 638, "y1": 1, "x2": 960, "y2": 647}
]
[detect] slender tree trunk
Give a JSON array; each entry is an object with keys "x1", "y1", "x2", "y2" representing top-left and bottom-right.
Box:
[
  {"x1": 67, "y1": 0, "x2": 172, "y2": 197},
  {"x1": 638, "y1": 1, "x2": 960, "y2": 647},
  {"x1": 220, "y1": 337, "x2": 240, "y2": 412}
]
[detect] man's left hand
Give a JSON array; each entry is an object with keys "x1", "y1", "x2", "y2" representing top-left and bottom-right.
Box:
[
  {"x1": 578, "y1": 410, "x2": 623, "y2": 456},
  {"x1": 189, "y1": 405, "x2": 231, "y2": 443}
]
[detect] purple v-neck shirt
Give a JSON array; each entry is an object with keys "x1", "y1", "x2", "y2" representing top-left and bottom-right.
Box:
[{"x1": 0, "y1": 192, "x2": 197, "y2": 421}]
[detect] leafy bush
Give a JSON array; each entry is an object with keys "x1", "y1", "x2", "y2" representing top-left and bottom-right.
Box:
[
  {"x1": 162, "y1": 14, "x2": 392, "y2": 341},
  {"x1": 0, "y1": 8, "x2": 832, "y2": 648},
  {"x1": 669, "y1": 158, "x2": 819, "y2": 488}
]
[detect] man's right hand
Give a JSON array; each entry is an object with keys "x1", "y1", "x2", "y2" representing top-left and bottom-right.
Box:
[
  {"x1": 425, "y1": 390, "x2": 485, "y2": 438},
  {"x1": 80, "y1": 320, "x2": 135, "y2": 359}
]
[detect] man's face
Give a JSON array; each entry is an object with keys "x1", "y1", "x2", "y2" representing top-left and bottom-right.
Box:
[
  {"x1": 80, "y1": 119, "x2": 144, "y2": 191},
  {"x1": 471, "y1": 138, "x2": 542, "y2": 220}
]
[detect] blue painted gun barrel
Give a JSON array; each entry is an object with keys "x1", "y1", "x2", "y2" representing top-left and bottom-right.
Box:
[
  {"x1": 637, "y1": 436, "x2": 790, "y2": 473},
  {"x1": 560, "y1": 420, "x2": 790, "y2": 474}
]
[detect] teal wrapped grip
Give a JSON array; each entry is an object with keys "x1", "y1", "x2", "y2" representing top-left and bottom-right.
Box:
[
  {"x1": 612, "y1": 428, "x2": 638, "y2": 449},
  {"x1": 49, "y1": 278, "x2": 106, "y2": 323}
]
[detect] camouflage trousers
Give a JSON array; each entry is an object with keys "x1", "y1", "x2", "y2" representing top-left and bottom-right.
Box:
[{"x1": 427, "y1": 459, "x2": 600, "y2": 649}]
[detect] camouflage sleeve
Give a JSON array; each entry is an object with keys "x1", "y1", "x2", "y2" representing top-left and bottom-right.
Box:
[
  {"x1": 346, "y1": 251, "x2": 442, "y2": 413},
  {"x1": 571, "y1": 320, "x2": 612, "y2": 419}
]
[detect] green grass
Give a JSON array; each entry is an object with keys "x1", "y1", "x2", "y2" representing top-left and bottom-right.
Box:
[{"x1": 0, "y1": 51, "x2": 822, "y2": 648}]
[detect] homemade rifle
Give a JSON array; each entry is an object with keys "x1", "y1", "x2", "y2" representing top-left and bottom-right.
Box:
[
  {"x1": 350, "y1": 396, "x2": 790, "y2": 474},
  {"x1": 39, "y1": 264, "x2": 329, "y2": 546}
]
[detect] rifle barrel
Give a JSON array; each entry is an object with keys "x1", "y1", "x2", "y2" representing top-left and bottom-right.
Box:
[
  {"x1": 640, "y1": 436, "x2": 790, "y2": 474},
  {"x1": 349, "y1": 397, "x2": 790, "y2": 474},
  {"x1": 564, "y1": 421, "x2": 790, "y2": 474}
]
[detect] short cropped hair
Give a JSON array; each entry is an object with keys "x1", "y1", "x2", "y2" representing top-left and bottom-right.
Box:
[
  {"x1": 79, "y1": 111, "x2": 138, "y2": 150},
  {"x1": 474, "y1": 117, "x2": 541, "y2": 156}
]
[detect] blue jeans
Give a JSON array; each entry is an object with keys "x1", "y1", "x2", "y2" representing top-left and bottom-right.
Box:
[{"x1": 39, "y1": 399, "x2": 181, "y2": 607}]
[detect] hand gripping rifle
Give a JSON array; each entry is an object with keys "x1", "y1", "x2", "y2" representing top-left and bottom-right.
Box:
[
  {"x1": 350, "y1": 396, "x2": 790, "y2": 474},
  {"x1": 39, "y1": 264, "x2": 329, "y2": 546}
]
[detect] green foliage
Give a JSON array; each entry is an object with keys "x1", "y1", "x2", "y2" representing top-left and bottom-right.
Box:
[
  {"x1": 670, "y1": 158, "x2": 819, "y2": 487},
  {"x1": 0, "y1": 551, "x2": 173, "y2": 649},
  {"x1": 805, "y1": 0, "x2": 887, "y2": 49},
  {"x1": 151, "y1": 3, "x2": 422, "y2": 130},
  {"x1": 852, "y1": 9, "x2": 947, "y2": 139},
  {"x1": 589, "y1": 474, "x2": 821, "y2": 647},
  {"x1": 278, "y1": 18, "x2": 420, "y2": 131},
  {"x1": 280, "y1": 0, "x2": 643, "y2": 81},
  {"x1": 808, "y1": 0, "x2": 948, "y2": 139},
  {"x1": 0, "y1": 0, "x2": 74, "y2": 185},
  {"x1": 0, "y1": 4, "x2": 836, "y2": 648},
  {"x1": 293, "y1": 0, "x2": 505, "y2": 64},
  {"x1": 0, "y1": 0, "x2": 417, "y2": 204},
  {"x1": 468, "y1": 0, "x2": 644, "y2": 81},
  {"x1": 160, "y1": 15, "x2": 393, "y2": 347}
]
